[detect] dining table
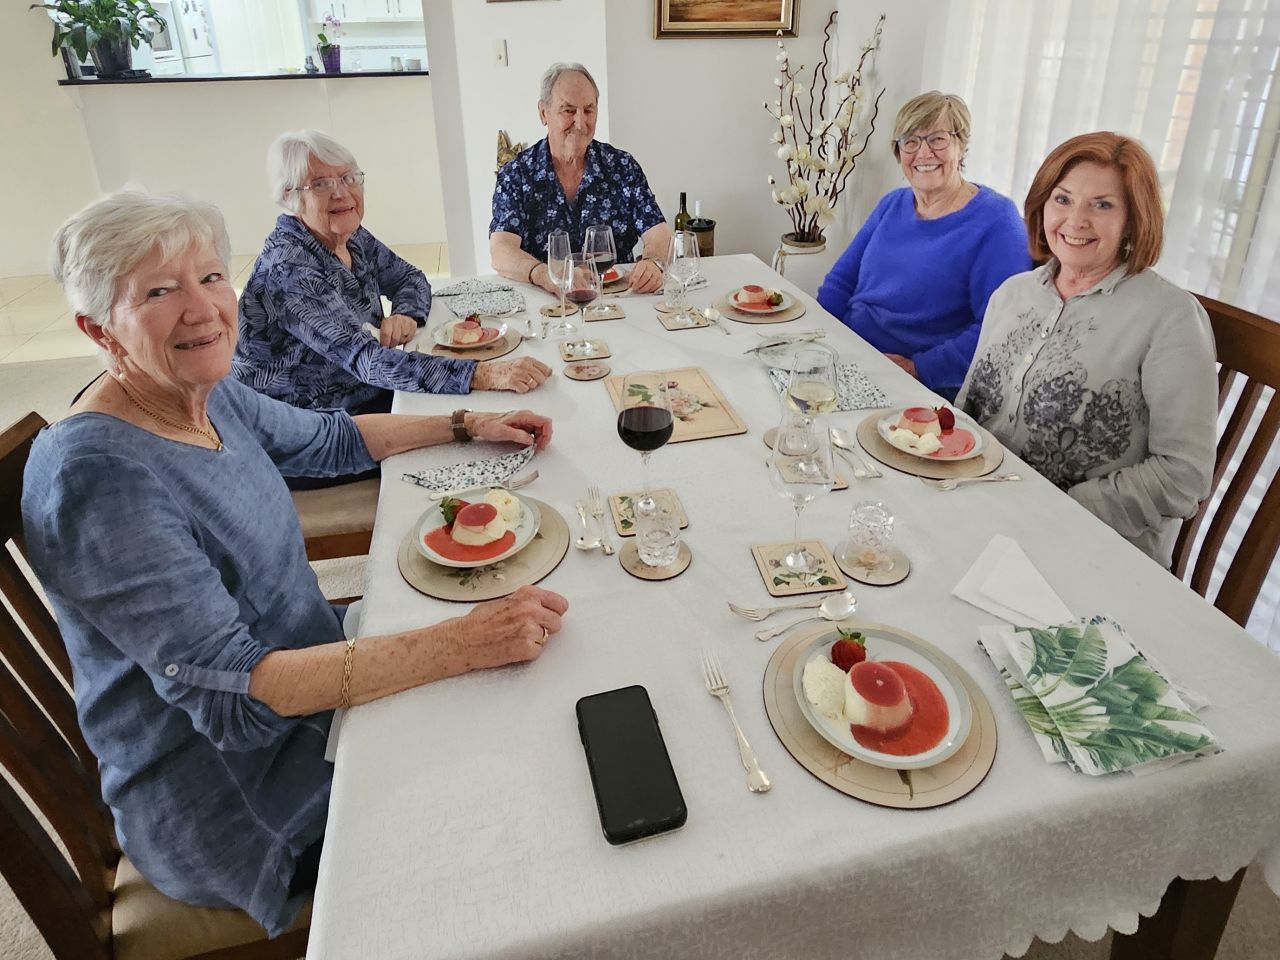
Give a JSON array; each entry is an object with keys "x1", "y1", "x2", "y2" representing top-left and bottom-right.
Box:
[{"x1": 305, "y1": 254, "x2": 1280, "y2": 960}]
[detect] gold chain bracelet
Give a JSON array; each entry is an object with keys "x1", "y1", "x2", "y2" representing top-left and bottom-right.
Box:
[{"x1": 340, "y1": 637, "x2": 356, "y2": 709}]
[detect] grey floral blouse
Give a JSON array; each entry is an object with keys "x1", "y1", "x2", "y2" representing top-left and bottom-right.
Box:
[{"x1": 957, "y1": 261, "x2": 1217, "y2": 566}]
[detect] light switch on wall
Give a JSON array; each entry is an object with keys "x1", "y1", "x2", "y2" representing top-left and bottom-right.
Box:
[{"x1": 494, "y1": 39, "x2": 508, "y2": 67}]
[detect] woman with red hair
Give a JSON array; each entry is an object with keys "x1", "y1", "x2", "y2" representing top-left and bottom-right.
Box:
[{"x1": 957, "y1": 132, "x2": 1216, "y2": 566}]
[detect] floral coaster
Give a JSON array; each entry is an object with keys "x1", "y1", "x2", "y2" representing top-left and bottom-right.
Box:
[
  {"x1": 559, "y1": 339, "x2": 610, "y2": 361},
  {"x1": 604, "y1": 367, "x2": 747, "y2": 443},
  {"x1": 607, "y1": 488, "x2": 689, "y2": 537},
  {"x1": 540, "y1": 302, "x2": 578, "y2": 318},
  {"x1": 564, "y1": 360, "x2": 611, "y2": 382},
  {"x1": 750, "y1": 540, "x2": 848, "y2": 597},
  {"x1": 836, "y1": 545, "x2": 911, "y2": 586},
  {"x1": 584, "y1": 303, "x2": 626, "y2": 321},
  {"x1": 658, "y1": 311, "x2": 713, "y2": 331},
  {"x1": 619, "y1": 541, "x2": 692, "y2": 581}
]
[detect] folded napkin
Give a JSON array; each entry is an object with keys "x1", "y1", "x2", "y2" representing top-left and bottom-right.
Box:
[
  {"x1": 401, "y1": 444, "x2": 535, "y2": 491},
  {"x1": 978, "y1": 616, "x2": 1221, "y2": 775},
  {"x1": 434, "y1": 279, "x2": 513, "y2": 296},
  {"x1": 766, "y1": 364, "x2": 888, "y2": 411},
  {"x1": 744, "y1": 329, "x2": 828, "y2": 355}
]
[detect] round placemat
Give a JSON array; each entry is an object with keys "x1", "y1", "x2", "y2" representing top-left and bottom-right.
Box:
[
  {"x1": 763, "y1": 622, "x2": 997, "y2": 809},
  {"x1": 836, "y1": 545, "x2": 911, "y2": 586},
  {"x1": 618, "y1": 540, "x2": 692, "y2": 580},
  {"x1": 855, "y1": 413, "x2": 1004, "y2": 479},
  {"x1": 396, "y1": 497, "x2": 570, "y2": 601},
  {"x1": 427, "y1": 329, "x2": 522, "y2": 362},
  {"x1": 714, "y1": 295, "x2": 808, "y2": 325}
]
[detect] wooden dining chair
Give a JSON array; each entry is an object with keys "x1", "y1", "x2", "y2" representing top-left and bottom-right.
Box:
[
  {"x1": 291, "y1": 478, "x2": 379, "y2": 562},
  {"x1": 0, "y1": 412, "x2": 310, "y2": 960},
  {"x1": 1171, "y1": 296, "x2": 1280, "y2": 627}
]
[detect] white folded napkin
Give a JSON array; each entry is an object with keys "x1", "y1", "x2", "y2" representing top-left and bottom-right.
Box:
[
  {"x1": 953, "y1": 535, "x2": 1074, "y2": 628},
  {"x1": 401, "y1": 444, "x2": 535, "y2": 491}
]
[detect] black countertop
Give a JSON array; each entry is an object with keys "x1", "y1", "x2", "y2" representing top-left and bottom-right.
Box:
[{"x1": 59, "y1": 69, "x2": 428, "y2": 86}]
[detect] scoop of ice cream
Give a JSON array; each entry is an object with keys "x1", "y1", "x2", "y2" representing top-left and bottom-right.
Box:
[
  {"x1": 844, "y1": 661, "x2": 913, "y2": 735},
  {"x1": 483, "y1": 489, "x2": 523, "y2": 526},
  {"x1": 888, "y1": 427, "x2": 942, "y2": 455},
  {"x1": 451, "y1": 502, "x2": 506, "y2": 545},
  {"x1": 802, "y1": 657, "x2": 848, "y2": 721},
  {"x1": 450, "y1": 319, "x2": 483, "y2": 345}
]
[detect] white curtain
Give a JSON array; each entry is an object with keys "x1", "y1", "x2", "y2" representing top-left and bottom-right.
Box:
[{"x1": 927, "y1": 0, "x2": 1280, "y2": 650}]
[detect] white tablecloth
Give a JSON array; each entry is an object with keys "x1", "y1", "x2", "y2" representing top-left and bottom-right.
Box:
[{"x1": 307, "y1": 255, "x2": 1280, "y2": 960}]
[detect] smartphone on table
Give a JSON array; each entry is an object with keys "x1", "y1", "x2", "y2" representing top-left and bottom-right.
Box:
[{"x1": 576, "y1": 685, "x2": 687, "y2": 845}]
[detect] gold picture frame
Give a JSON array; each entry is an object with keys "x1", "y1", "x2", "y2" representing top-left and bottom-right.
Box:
[{"x1": 655, "y1": 0, "x2": 798, "y2": 39}]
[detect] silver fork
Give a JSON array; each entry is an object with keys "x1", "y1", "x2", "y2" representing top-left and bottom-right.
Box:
[
  {"x1": 700, "y1": 650, "x2": 771, "y2": 794},
  {"x1": 726, "y1": 596, "x2": 827, "y2": 622},
  {"x1": 920, "y1": 472, "x2": 1021, "y2": 492},
  {"x1": 429, "y1": 469, "x2": 539, "y2": 500},
  {"x1": 587, "y1": 485, "x2": 615, "y2": 556}
]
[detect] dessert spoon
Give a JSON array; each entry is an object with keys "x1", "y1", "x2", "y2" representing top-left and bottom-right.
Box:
[
  {"x1": 701, "y1": 307, "x2": 731, "y2": 335},
  {"x1": 754, "y1": 591, "x2": 857, "y2": 642},
  {"x1": 829, "y1": 427, "x2": 882, "y2": 478},
  {"x1": 573, "y1": 501, "x2": 603, "y2": 551}
]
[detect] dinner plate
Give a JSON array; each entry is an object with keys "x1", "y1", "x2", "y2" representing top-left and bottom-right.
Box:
[
  {"x1": 792, "y1": 625, "x2": 973, "y2": 770},
  {"x1": 431, "y1": 319, "x2": 509, "y2": 350},
  {"x1": 876, "y1": 409, "x2": 986, "y2": 462},
  {"x1": 729, "y1": 289, "x2": 794, "y2": 314},
  {"x1": 414, "y1": 493, "x2": 541, "y2": 568}
]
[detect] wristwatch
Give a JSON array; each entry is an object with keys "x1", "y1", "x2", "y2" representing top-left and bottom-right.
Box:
[{"x1": 451, "y1": 408, "x2": 472, "y2": 443}]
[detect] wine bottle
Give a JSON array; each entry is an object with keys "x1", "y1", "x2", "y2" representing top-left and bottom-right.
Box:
[
  {"x1": 674, "y1": 192, "x2": 691, "y2": 233},
  {"x1": 688, "y1": 200, "x2": 716, "y2": 257}
]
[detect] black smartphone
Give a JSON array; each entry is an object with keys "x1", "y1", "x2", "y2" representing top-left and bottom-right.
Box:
[{"x1": 576, "y1": 685, "x2": 688, "y2": 846}]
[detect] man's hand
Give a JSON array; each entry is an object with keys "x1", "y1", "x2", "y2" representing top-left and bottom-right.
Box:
[
  {"x1": 471, "y1": 357, "x2": 553, "y2": 394},
  {"x1": 467, "y1": 410, "x2": 553, "y2": 451},
  {"x1": 379, "y1": 314, "x2": 419, "y2": 348},
  {"x1": 885, "y1": 353, "x2": 919, "y2": 380},
  {"x1": 629, "y1": 258, "x2": 664, "y2": 295}
]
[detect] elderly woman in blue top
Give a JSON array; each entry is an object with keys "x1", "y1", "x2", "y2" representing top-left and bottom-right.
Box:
[
  {"x1": 23, "y1": 191, "x2": 569, "y2": 938},
  {"x1": 817, "y1": 92, "x2": 1030, "y2": 400},
  {"x1": 236, "y1": 129, "x2": 551, "y2": 414},
  {"x1": 490, "y1": 62, "x2": 671, "y2": 295}
]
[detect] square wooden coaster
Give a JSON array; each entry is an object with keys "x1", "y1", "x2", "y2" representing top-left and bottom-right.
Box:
[
  {"x1": 584, "y1": 303, "x2": 626, "y2": 321},
  {"x1": 560, "y1": 339, "x2": 611, "y2": 361},
  {"x1": 658, "y1": 311, "x2": 712, "y2": 331},
  {"x1": 607, "y1": 488, "x2": 690, "y2": 538},
  {"x1": 751, "y1": 540, "x2": 848, "y2": 597}
]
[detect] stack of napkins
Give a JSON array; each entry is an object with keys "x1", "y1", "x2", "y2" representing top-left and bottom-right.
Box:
[
  {"x1": 434, "y1": 279, "x2": 524, "y2": 318},
  {"x1": 766, "y1": 364, "x2": 888, "y2": 411},
  {"x1": 402, "y1": 444, "x2": 535, "y2": 491},
  {"x1": 957, "y1": 536, "x2": 1219, "y2": 775}
]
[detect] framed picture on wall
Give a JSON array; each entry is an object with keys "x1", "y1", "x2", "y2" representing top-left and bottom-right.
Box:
[{"x1": 655, "y1": 0, "x2": 798, "y2": 39}]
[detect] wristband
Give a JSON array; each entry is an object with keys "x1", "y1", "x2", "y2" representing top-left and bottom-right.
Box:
[{"x1": 451, "y1": 408, "x2": 472, "y2": 443}]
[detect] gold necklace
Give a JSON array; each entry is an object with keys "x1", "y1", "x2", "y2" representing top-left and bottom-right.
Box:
[{"x1": 115, "y1": 381, "x2": 223, "y2": 451}]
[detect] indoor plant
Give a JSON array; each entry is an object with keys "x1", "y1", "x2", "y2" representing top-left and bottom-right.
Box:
[
  {"x1": 30, "y1": 0, "x2": 165, "y2": 79},
  {"x1": 316, "y1": 13, "x2": 343, "y2": 74},
  {"x1": 765, "y1": 11, "x2": 886, "y2": 247}
]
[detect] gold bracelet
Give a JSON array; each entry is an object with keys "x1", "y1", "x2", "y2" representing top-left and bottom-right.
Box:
[{"x1": 340, "y1": 637, "x2": 356, "y2": 709}]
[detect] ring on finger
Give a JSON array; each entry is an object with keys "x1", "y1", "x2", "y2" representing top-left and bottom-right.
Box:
[{"x1": 536, "y1": 626, "x2": 549, "y2": 645}]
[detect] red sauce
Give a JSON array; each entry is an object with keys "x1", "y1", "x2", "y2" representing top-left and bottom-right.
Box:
[
  {"x1": 851, "y1": 661, "x2": 950, "y2": 757},
  {"x1": 932, "y1": 428, "x2": 976, "y2": 458},
  {"x1": 423, "y1": 526, "x2": 516, "y2": 564}
]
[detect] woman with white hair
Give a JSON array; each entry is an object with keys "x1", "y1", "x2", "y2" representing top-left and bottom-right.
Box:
[
  {"x1": 490, "y1": 62, "x2": 670, "y2": 294},
  {"x1": 23, "y1": 190, "x2": 568, "y2": 937},
  {"x1": 236, "y1": 129, "x2": 551, "y2": 421}
]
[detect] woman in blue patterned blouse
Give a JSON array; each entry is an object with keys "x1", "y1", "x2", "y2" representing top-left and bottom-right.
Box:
[
  {"x1": 490, "y1": 63, "x2": 671, "y2": 295},
  {"x1": 235, "y1": 130, "x2": 551, "y2": 416},
  {"x1": 25, "y1": 190, "x2": 567, "y2": 938}
]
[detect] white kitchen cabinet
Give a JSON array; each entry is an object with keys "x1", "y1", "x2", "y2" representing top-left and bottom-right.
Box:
[
  {"x1": 310, "y1": 0, "x2": 368, "y2": 23},
  {"x1": 365, "y1": 0, "x2": 421, "y2": 21}
]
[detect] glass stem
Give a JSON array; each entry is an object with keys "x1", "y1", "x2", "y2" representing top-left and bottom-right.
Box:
[
  {"x1": 559, "y1": 281, "x2": 566, "y2": 318},
  {"x1": 793, "y1": 500, "x2": 804, "y2": 548},
  {"x1": 640, "y1": 450, "x2": 652, "y2": 499}
]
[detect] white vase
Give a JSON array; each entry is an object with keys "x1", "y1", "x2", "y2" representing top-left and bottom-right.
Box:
[{"x1": 771, "y1": 232, "x2": 839, "y2": 298}]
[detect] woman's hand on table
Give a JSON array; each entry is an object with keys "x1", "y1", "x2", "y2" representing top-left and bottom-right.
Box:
[
  {"x1": 885, "y1": 353, "x2": 919, "y2": 379},
  {"x1": 629, "y1": 258, "x2": 664, "y2": 295},
  {"x1": 452, "y1": 585, "x2": 570, "y2": 667},
  {"x1": 380, "y1": 314, "x2": 419, "y2": 348},
  {"x1": 472, "y1": 357, "x2": 553, "y2": 394},
  {"x1": 466, "y1": 409, "x2": 553, "y2": 451}
]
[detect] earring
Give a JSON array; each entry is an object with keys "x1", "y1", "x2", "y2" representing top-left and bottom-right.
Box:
[{"x1": 1122, "y1": 238, "x2": 1133, "y2": 258}]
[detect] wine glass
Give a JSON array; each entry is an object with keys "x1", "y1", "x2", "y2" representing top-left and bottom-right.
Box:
[
  {"x1": 768, "y1": 411, "x2": 836, "y2": 573},
  {"x1": 583, "y1": 224, "x2": 617, "y2": 317},
  {"x1": 785, "y1": 344, "x2": 839, "y2": 422},
  {"x1": 664, "y1": 230, "x2": 700, "y2": 325},
  {"x1": 616, "y1": 372, "x2": 674, "y2": 509},
  {"x1": 564, "y1": 253, "x2": 600, "y2": 329},
  {"x1": 546, "y1": 229, "x2": 576, "y2": 339}
]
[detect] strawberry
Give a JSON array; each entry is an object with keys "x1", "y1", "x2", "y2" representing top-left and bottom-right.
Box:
[
  {"x1": 831, "y1": 630, "x2": 867, "y2": 672},
  {"x1": 935, "y1": 406, "x2": 956, "y2": 431},
  {"x1": 439, "y1": 497, "x2": 469, "y2": 525}
]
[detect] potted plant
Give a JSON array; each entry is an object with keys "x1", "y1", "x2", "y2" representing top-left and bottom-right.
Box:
[
  {"x1": 30, "y1": 0, "x2": 166, "y2": 79},
  {"x1": 317, "y1": 13, "x2": 342, "y2": 74}
]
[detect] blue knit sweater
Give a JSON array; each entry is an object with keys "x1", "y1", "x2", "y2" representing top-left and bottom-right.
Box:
[{"x1": 817, "y1": 185, "x2": 1031, "y2": 391}]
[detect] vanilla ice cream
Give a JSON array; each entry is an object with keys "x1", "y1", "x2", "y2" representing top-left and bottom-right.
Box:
[
  {"x1": 483, "y1": 489, "x2": 523, "y2": 525},
  {"x1": 888, "y1": 427, "x2": 941, "y2": 455},
  {"x1": 802, "y1": 657, "x2": 848, "y2": 721}
]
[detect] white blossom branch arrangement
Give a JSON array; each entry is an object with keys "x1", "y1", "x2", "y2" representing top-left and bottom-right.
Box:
[{"x1": 765, "y1": 11, "x2": 886, "y2": 243}]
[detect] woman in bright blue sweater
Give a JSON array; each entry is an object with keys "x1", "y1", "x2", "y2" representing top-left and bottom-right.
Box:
[{"x1": 817, "y1": 92, "x2": 1030, "y2": 399}]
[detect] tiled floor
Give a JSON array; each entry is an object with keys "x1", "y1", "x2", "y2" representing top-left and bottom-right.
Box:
[{"x1": 0, "y1": 241, "x2": 449, "y2": 365}]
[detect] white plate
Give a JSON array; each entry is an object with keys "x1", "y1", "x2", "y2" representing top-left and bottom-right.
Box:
[
  {"x1": 793, "y1": 626, "x2": 973, "y2": 770},
  {"x1": 876, "y1": 408, "x2": 986, "y2": 462},
  {"x1": 431, "y1": 319, "x2": 509, "y2": 350},
  {"x1": 729, "y1": 289, "x2": 794, "y2": 314},
  {"x1": 414, "y1": 494, "x2": 541, "y2": 568}
]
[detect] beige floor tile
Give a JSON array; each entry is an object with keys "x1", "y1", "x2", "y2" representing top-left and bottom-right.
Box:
[
  {"x1": 1, "y1": 327, "x2": 98, "y2": 364},
  {"x1": 5, "y1": 282, "x2": 70, "y2": 310},
  {"x1": 0, "y1": 276, "x2": 51, "y2": 308},
  {"x1": 0, "y1": 334, "x2": 36, "y2": 361},
  {"x1": 0, "y1": 308, "x2": 69, "y2": 338}
]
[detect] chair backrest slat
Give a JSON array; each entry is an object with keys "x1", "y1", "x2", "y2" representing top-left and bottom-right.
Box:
[
  {"x1": 0, "y1": 549, "x2": 74, "y2": 685},
  {"x1": 1218, "y1": 470, "x2": 1280, "y2": 626}
]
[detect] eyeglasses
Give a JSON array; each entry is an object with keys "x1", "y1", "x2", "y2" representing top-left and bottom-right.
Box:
[
  {"x1": 290, "y1": 171, "x2": 366, "y2": 195},
  {"x1": 896, "y1": 132, "x2": 958, "y2": 154}
]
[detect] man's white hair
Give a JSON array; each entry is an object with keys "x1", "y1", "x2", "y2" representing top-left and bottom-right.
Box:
[
  {"x1": 539, "y1": 62, "x2": 599, "y2": 106},
  {"x1": 50, "y1": 190, "x2": 231, "y2": 329},
  {"x1": 267, "y1": 129, "x2": 359, "y2": 214}
]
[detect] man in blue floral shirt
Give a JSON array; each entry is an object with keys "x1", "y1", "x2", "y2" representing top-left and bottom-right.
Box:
[{"x1": 490, "y1": 63, "x2": 671, "y2": 294}]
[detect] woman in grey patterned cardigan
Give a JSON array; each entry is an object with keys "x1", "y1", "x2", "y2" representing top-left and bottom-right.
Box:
[{"x1": 957, "y1": 132, "x2": 1216, "y2": 567}]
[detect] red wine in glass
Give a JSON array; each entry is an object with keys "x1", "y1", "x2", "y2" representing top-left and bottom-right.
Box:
[
  {"x1": 617, "y1": 406, "x2": 674, "y2": 451},
  {"x1": 566, "y1": 289, "x2": 599, "y2": 306}
]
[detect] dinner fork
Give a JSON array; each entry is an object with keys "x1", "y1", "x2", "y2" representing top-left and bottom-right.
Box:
[
  {"x1": 429, "y1": 470, "x2": 539, "y2": 500},
  {"x1": 587, "y1": 485, "x2": 615, "y2": 556},
  {"x1": 726, "y1": 596, "x2": 828, "y2": 622},
  {"x1": 920, "y1": 473, "x2": 1021, "y2": 492},
  {"x1": 700, "y1": 650, "x2": 771, "y2": 794}
]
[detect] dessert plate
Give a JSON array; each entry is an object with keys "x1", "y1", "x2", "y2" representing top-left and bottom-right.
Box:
[
  {"x1": 729, "y1": 289, "x2": 794, "y2": 314},
  {"x1": 876, "y1": 409, "x2": 986, "y2": 462},
  {"x1": 431, "y1": 320, "x2": 509, "y2": 350},
  {"x1": 793, "y1": 626, "x2": 972, "y2": 770},
  {"x1": 414, "y1": 493, "x2": 541, "y2": 568}
]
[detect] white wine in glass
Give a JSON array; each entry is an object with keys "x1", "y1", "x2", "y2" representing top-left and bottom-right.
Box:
[{"x1": 785, "y1": 345, "x2": 839, "y2": 418}]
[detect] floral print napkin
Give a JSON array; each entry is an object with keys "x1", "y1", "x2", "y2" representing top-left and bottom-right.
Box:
[
  {"x1": 434, "y1": 279, "x2": 525, "y2": 319},
  {"x1": 979, "y1": 615, "x2": 1220, "y2": 775},
  {"x1": 401, "y1": 444, "x2": 536, "y2": 491},
  {"x1": 766, "y1": 364, "x2": 888, "y2": 411}
]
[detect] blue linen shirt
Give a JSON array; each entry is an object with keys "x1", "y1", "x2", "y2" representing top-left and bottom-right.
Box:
[
  {"x1": 234, "y1": 214, "x2": 474, "y2": 412},
  {"x1": 21, "y1": 378, "x2": 377, "y2": 936},
  {"x1": 816, "y1": 186, "x2": 1031, "y2": 392},
  {"x1": 490, "y1": 138, "x2": 666, "y2": 261}
]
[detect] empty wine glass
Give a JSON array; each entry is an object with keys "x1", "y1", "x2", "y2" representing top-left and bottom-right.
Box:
[
  {"x1": 546, "y1": 229, "x2": 576, "y2": 339},
  {"x1": 664, "y1": 230, "x2": 700, "y2": 325},
  {"x1": 584, "y1": 224, "x2": 617, "y2": 317},
  {"x1": 565, "y1": 252, "x2": 601, "y2": 324},
  {"x1": 785, "y1": 344, "x2": 839, "y2": 422},
  {"x1": 768, "y1": 411, "x2": 836, "y2": 573}
]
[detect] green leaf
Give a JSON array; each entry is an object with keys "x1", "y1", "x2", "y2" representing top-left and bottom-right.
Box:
[
  {"x1": 817, "y1": 576, "x2": 836, "y2": 585},
  {"x1": 1068, "y1": 715, "x2": 1216, "y2": 774},
  {"x1": 439, "y1": 497, "x2": 465, "y2": 525},
  {"x1": 772, "y1": 576, "x2": 785, "y2": 586}
]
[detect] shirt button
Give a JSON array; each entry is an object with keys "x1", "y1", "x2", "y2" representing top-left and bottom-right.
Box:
[
  {"x1": 1041, "y1": 328, "x2": 1050, "y2": 338},
  {"x1": 1014, "y1": 384, "x2": 1022, "y2": 394},
  {"x1": 164, "y1": 664, "x2": 179, "y2": 678},
  {"x1": 1024, "y1": 354, "x2": 1034, "y2": 364},
  {"x1": 1008, "y1": 413, "x2": 1015, "y2": 422}
]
